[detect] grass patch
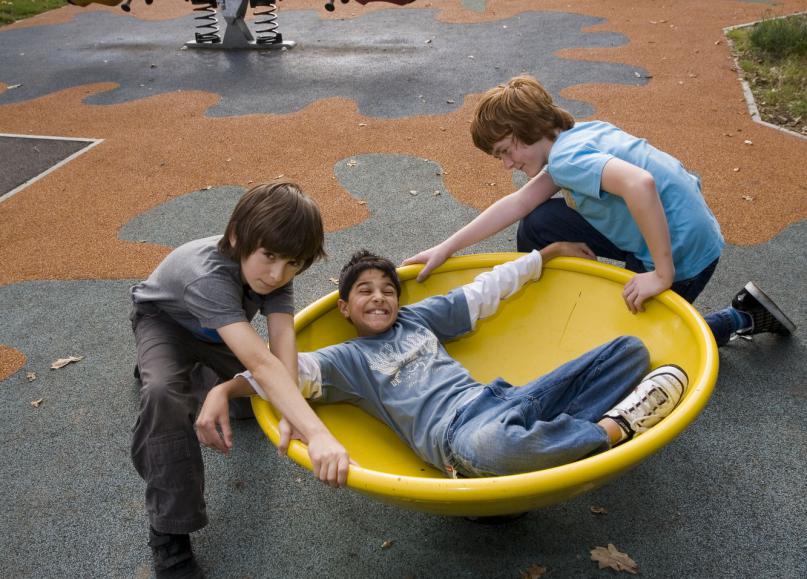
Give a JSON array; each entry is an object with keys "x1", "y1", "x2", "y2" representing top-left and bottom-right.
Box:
[
  {"x1": 727, "y1": 13, "x2": 807, "y2": 136},
  {"x1": 0, "y1": 0, "x2": 68, "y2": 26}
]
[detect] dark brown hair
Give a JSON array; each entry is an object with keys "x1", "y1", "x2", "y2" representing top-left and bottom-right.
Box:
[
  {"x1": 219, "y1": 181, "x2": 326, "y2": 272},
  {"x1": 338, "y1": 250, "x2": 401, "y2": 302},
  {"x1": 471, "y1": 74, "x2": 575, "y2": 154}
]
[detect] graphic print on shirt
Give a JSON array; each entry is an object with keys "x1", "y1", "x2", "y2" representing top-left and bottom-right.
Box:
[{"x1": 367, "y1": 327, "x2": 439, "y2": 387}]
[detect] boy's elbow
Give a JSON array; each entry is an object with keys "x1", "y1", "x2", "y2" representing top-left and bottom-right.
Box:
[{"x1": 634, "y1": 171, "x2": 657, "y2": 196}]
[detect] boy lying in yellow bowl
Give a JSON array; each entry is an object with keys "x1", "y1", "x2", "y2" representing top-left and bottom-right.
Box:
[{"x1": 218, "y1": 245, "x2": 687, "y2": 478}]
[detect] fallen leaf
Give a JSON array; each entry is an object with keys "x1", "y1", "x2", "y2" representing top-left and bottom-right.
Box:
[
  {"x1": 204, "y1": 185, "x2": 212, "y2": 190},
  {"x1": 358, "y1": 122, "x2": 367, "y2": 127},
  {"x1": 347, "y1": 160, "x2": 358, "y2": 167},
  {"x1": 51, "y1": 356, "x2": 84, "y2": 369},
  {"x1": 26, "y1": 371, "x2": 37, "y2": 382},
  {"x1": 733, "y1": 167, "x2": 740, "y2": 172},
  {"x1": 357, "y1": 200, "x2": 367, "y2": 205},
  {"x1": 433, "y1": 190, "x2": 441, "y2": 196},
  {"x1": 590, "y1": 505, "x2": 608, "y2": 515},
  {"x1": 519, "y1": 563, "x2": 547, "y2": 578},
  {"x1": 275, "y1": 173, "x2": 285, "y2": 179},
  {"x1": 590, "y1": 544, "x2": 638, "y2": 574},
  {"x1": 31, "y1": 398, "x2": 44, "y2": 408},
  {"x1": 744, "y1": 140, "x2": 753, "y2": 145},
  {"x1": 742, "y1": 195, "x2": 754, "y2": 201},
  {"x1": 328, "y1": 277, "x2": 339, "y2": 285},
  {"x1": 381, "y1": 539, "x2": 394, "y2": 549},
  {"x1": 446, "y1": 99, "x2": 455, "y2": 104},
  {"x1": 7, "y1": 83, "x2": 22, "y2": 89},
  {"x1": 409, "y1": 190, "x2": 418, "y2": 196},
  {"x1": 715, "y1": 40, "x2": 722, "y2": 45}
]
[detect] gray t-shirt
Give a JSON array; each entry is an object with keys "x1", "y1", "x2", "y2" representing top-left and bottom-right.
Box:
[
  {"x1": 131, "y1": 235, "x2": 294, "y2": 343},
  {"x1": 310, "y1": 288, "x2": 485, "y2": 470}
]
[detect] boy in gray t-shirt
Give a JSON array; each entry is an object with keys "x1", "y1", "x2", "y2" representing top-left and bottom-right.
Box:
[
  {"x1": 234, "y1": 247, "x2": 688, "y2": 479},
  {"x1": 130, "y1": 182, "x2": 350, "y2": 579}
]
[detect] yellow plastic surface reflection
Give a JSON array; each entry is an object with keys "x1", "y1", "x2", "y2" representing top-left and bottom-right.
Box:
[{"x1": 253, "y1": 254, "x2": 718, "y2": 516}]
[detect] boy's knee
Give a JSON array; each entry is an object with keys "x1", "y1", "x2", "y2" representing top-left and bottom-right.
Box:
[
  {"x1": 614, "y1": 335, "x2": 650, "y2": 366},
  {"x1": 516, "y1": 204, "x2": 559, "y2": 251},
  {"x1": 139, "y1": 379, "x2": 191, "y2": 413}
]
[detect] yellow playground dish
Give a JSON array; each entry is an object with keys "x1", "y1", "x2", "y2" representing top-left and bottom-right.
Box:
[{"x1": 253, "y1": 253, "x2": 718, "y2": 517}]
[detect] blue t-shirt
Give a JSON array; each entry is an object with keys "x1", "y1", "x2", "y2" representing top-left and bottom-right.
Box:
[
  {"x1": 310, "y1": 289, "x2": 485, "y2": 471},
  {"x1": 546, "y1": 121, "x2": 724, "y2": 281}
]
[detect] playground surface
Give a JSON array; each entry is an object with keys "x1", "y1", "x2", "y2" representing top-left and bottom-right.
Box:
[{"x1": 1, "y1": 1, "x2": 805, "y2": 577}]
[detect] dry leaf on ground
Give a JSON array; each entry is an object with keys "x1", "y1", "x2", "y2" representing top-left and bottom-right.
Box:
[
  {"x1": 381, "y1": 539, "x2": 394, "y2": 549},
  {"x1": 519, "y1": 563, "x2": 547, "y2": 578},
  {"x1": 328, "y1": 278, "x2": 339, "y2": 285},
  {"x1": 591, "y1": 544, "x2": 638, "y2": 574},
  {"x1": 50, "y1": 356, "x2": 84, "y2": 369},
  {"x1": 31, "y1": 398, "x2": 44, "y2": 408},
  {"x1": 590, "y1": 505, "x2": 608, "y2": 515},
  {"x1": 26, "y1": 371, "x2": 37, "y2": 382}
]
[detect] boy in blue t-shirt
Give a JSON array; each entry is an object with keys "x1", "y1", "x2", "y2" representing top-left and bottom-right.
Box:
[
  {"x1": 231, "y1": 247, "x2": 687, "y2": 478},
  {"x1": 130, "y1": 182, "x2": 350, "y2": 578},
  {"x1": 404, "y1": 75, "x2": 795, "y2": 346}
]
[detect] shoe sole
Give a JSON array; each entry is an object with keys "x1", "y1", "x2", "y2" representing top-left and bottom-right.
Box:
[{"x1": 744, "y1": 282, "x2": 796, "y2": 334}]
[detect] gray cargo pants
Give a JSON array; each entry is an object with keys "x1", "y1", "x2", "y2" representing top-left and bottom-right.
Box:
[{"x1": 130, "y1": 303, "x2": 252, "y2": 534}]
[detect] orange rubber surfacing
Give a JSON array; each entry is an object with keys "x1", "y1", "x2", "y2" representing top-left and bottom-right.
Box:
[{"x1": 253, "y1": 254, "x2": 718, "y2": 516}]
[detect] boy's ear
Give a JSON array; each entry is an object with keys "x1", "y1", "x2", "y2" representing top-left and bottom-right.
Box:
[{"x1": 337, "y1": 298, "x2": 351, "y2": 321}]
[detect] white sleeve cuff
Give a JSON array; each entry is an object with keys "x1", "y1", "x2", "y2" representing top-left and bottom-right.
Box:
[
  {"x1": 462, "y1": 250, "x2": 543, "y2": 328},
  {"x1": 236, "y1": 353, "x2": 323, "y2": 401}
]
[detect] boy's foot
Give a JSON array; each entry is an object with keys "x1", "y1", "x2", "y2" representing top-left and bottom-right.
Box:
[
  {"x1": 605, "y1": 365, "x2": 688, "y2": 440},
  {"x1": 148, "y1": 527, "x2": 204, "y2": 579},
  {"x1": 732, "y1": 282, "x2": 796, "y2": 336}
]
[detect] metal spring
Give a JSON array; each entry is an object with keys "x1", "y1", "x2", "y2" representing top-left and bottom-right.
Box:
[
  {"x1": 253, "y1": 1, "x2": 282, "y2": 45},
  {"x1": 191, "y1": 0, "x2": 221, "y2": 44}
]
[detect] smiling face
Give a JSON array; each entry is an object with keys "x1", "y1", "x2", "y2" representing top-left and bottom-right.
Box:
[
  {"x1": 491, "y1": 134, "x2": 554, "y2": 178},
  {"x1": 240, "y1": 248, "x2": 302, "y2": 295},
  {"x1": 338, "y1": 268, "x2": 400, "y2": 337}
]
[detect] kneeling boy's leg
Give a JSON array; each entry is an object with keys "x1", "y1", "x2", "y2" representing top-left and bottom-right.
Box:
[
  {"x1": 131, "y1": 312, "x2": 209, "y2": 534},
  {"x1": 517, "y1": 198, "x2": 628, "y2": 261}
]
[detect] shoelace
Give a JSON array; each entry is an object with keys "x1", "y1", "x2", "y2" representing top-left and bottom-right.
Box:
[{"x1": 619, "y1": 384, "x2": 672, "y2": 431}]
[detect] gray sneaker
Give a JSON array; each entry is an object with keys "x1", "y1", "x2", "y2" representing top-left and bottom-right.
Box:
[
  {"x1": 732, "y1": 282, "x2": 796, "y2": 336},
  {"x1": 606, "y1": 365, "x2": 688, "y2": 438}
]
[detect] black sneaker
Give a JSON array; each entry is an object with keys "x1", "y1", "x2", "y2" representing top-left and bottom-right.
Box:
[
  {"x1": 148, "y1": 527, "x2": 204, "y2": 579},
  {"x1": 732, "y1": 282, "x2": 796, "y2": 336}
]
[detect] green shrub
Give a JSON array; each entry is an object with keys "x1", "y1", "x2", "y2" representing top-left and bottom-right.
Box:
[
  {"x1": 1, "y1": 0, "x2": 68, "y2": 26},
  {"x1": 748, "y1": 14, "x2": 807, "y2": 59}
]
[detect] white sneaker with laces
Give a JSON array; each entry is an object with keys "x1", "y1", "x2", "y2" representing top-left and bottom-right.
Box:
[{"x1": 606, "y1": 365, "x2": 688, "y2": 438}]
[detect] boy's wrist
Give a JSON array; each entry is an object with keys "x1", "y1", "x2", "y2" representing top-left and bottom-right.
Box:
[{"x1": 217, "y1": 377, "x2": 253, "y2": 399}]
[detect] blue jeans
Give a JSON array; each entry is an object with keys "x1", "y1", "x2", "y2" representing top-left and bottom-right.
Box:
[
  {"x1": 443, "y1": 336, "x2": 649, "y2": 477},
  {"x1": 517, "y1": 199, "x2": 737, "y2": 346}
]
